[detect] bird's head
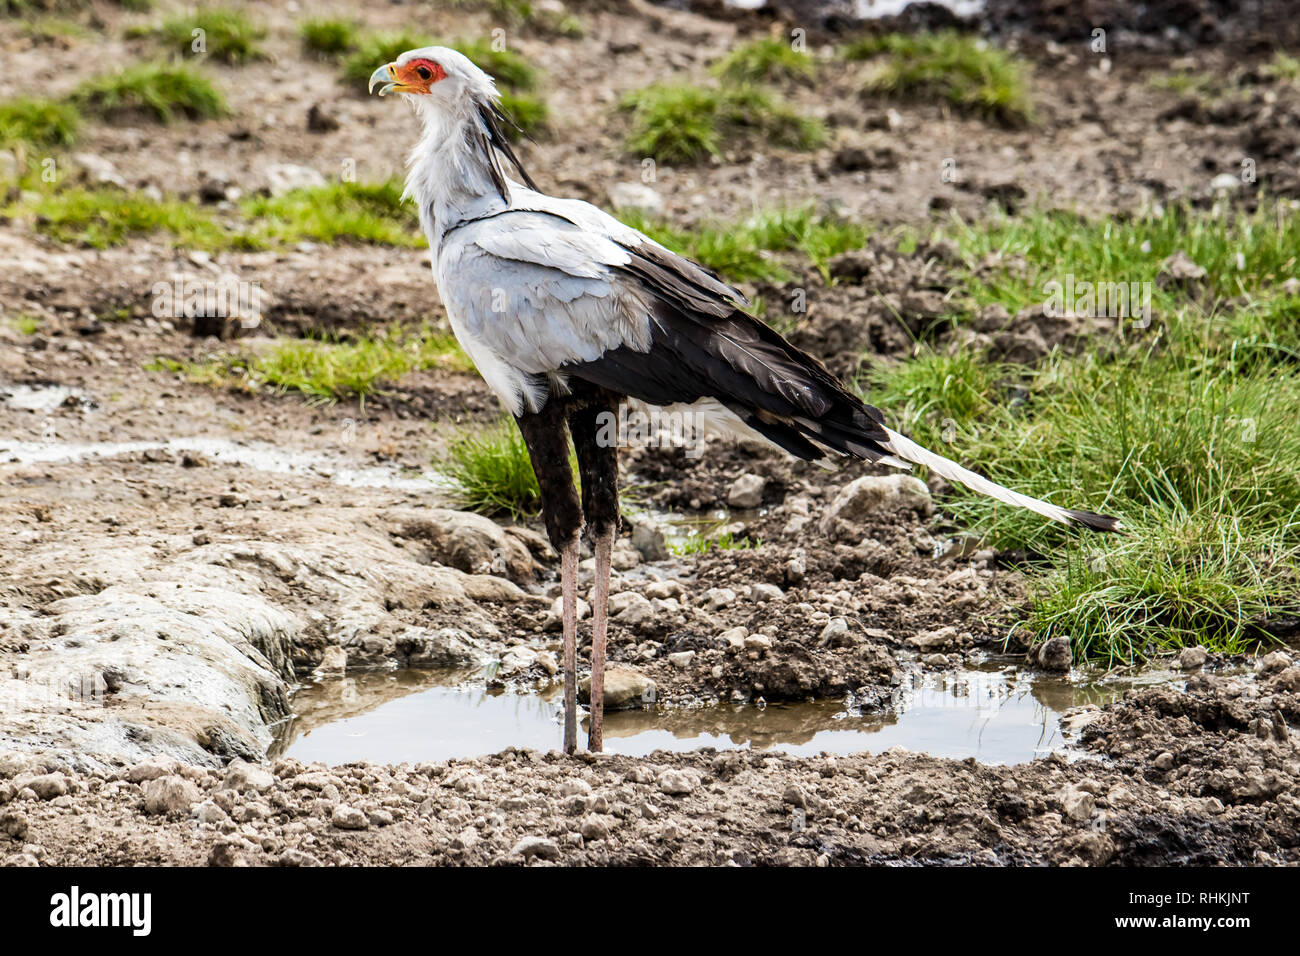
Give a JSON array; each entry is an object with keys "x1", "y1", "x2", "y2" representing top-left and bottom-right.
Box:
[{"x1": 368, "y1": 46, "x2": 498, "y2": 109}]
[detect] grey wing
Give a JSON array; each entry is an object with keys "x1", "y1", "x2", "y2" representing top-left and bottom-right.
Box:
[{"x1": 438, "y1": 212, "x2": 656, "y2": 389}]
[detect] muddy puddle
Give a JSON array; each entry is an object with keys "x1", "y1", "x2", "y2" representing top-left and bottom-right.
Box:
[{"x1": 272, "y1": 659, "x2": 1179, "y2": 766}]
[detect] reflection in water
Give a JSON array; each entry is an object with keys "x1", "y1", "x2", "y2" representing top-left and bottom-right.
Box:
[{"x1": 275, "y1": 659, "x2": 1163, "y2": 766}]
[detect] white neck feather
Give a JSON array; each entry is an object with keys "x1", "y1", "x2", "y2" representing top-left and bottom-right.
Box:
[{"x1": 402, "y1": 95, "x2": 508, "y2": 255}]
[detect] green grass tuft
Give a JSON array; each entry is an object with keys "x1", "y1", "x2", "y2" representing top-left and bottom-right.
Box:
[
  {"x1": 860, "y1": 200, "x2": 1300, "y2": 662},
  {"x1": 73, "y1": 62, "x2": 227, "y2": 123},
  {"x1": 619, "y1": 206, "x2": 867, "y2": 283},
  {"x1": 843, "y1": 31, "x2": 1033, "y2": 126},
  {"x1": 621, "y1": 82, "x2": 825, "y2": 165},
  {"x1": 148, "y1": 326, "x2": 472, "y2": 403},
  {"x1": 241, "y1": 179, "x2": 421, "y2": 247},
  {"x1": 0, "y1": 96, "x2": 81, "y2": 149},
  {"x1": 440, "y1": 418, "x2": 544, "y2": 518},
  {"x1": 144, "y1": 7, "x2": 267, "y2": 64},
  {"x1": 671, "y1": 530, "x2": 762, "y2": 556},
  {"x1": 713, "y1": 36, "x2": 815, "y2": 84},
  {"x1": 11, "y1": 186, "x2": 232, "y2": 248},
  {"x1": 300, "y1": 18, "x2": 359, "y2": 58}
]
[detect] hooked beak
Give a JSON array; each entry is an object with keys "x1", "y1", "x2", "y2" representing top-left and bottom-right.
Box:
[{"x1": 368, "y1": 62, "x2": 401, "y2": 96}]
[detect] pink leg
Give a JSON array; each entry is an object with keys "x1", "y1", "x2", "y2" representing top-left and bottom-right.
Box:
[
  {"x1": 561, "y1": 538, "x2": 579, "y2": 754},
  {"x1": 587, "y1": 528, "x2": 613, "y2": 752}
]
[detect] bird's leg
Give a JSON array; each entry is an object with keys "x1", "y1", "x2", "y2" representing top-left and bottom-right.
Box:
[
  {"x1": 587, "y1": 525, "x2": 613, "y2": 752},
  {"x1": 514, "y1": 404, "x2": 583, "y2": 755},
  {"x1": 560, "y1": 535, "x2": 579, "y2": 754},
  {"x1": 568, "y1": 390, "x2": 621, "y2": 753}
]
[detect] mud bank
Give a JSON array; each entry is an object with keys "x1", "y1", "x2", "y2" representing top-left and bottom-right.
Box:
[{"x1": 2, "y1": 656, "x2": 1297, "y2": 866}]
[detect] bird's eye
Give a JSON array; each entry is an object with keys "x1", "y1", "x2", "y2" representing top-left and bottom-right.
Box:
[{"x1": 416, "y1": 65, "x2": 432, "y2": 81}]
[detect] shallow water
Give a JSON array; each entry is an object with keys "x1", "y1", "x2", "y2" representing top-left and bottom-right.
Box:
[
  {"x1": 273, "y1": 659, "x2": 1173, "y2": 766},
  {"x1": 0, "y1": 432, "x2": 444, "y2": 492}
]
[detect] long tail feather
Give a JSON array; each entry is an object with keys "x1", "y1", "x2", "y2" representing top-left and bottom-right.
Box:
[{"x1": 878, "y1": 426, "x2": 1122, "y2": 532}]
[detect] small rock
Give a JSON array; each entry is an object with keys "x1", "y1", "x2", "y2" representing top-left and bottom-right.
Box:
[
  {"x1": 72, "y1": 152, "x2": 125, "y2": 187},
  {"x1": 559, "y1": 779, "x2": 592, "y2": 798},
  {"x1": 657, "y1": 769, "x2": 696, "y2": 796},
  {"x1": 817, "y1": 617, "x2": 849, "y2": 647},
  {"x1": 223, "y1": 759, "x2": 274, "y2": 794},
  {"x1": 266, "y1": 163, "x2": 327, "y2": 196},
  {"x1": 143, "y1": 776, "x2": 200, "y2": 816},
  {"x1": 314, "y1": 645, "x2": 347, "y2": 677},
  {"x1": 630, "y1": 521, "x2": 669, "y2": 561},
  {"x1": 1061, "y1": 787, "x2": 1095, "y2": 822},
  {"x1": 607, "y1": 181, "x2": 663, "y2": 215},
  {"x1": 1035, "y1": 637, "x2": 1072, "y2": 671},
  {"x1": 511, "y1": 835, "x2": 560, "y2": 861},
  {"x1": 782, "y1": 785, "x2": 807, "y2": 809},
  {"x1": 1153, "y1": 752, "x2": 1175, "y2": 771},
  {"x1": 579, "y1": 666, "x2": 655, "y2": 709},
  {"x1": 1209, "y1": 172, "x2": 1240, "y2": 192},
  {"x1": 330, "y1": 805, "x2": 369, "y2": 830},
  {"x1": 1161, "y1": 250, "x2": 1207, "y2": 285},
  {"x1": 1, "y1": 810, "x2": 28, "y2": 841},
  {"x1": 667, "y1": 650, "x2": 695, "y2": 669},
  {"x1": 26, "y1": 774, "x2": 67, "y2": 801},
  {"x1": 727, "y1": 473, "x2": 766, "y2": 509},
  {"x1": 579, "y1": 816, "x2": 609, "y2": 840},
  {"x1": 1179, "y1": 646, "x2": 1209, "y2": 670},
  {"x1": 704, "y1": 587, "x2": 737, "y2": 610},
  {"x1": 909, "y1": 626, "x2": 958, "y2": 652},
  {"x1": 821, "y1": 475, "x2": 932, "y2": 534},
  {"x1": 277, "y1": 848, "x2": 321, "y2": 866},
  {"x1": 306, "y1": 102, "x2": 340, "y2": 133}
]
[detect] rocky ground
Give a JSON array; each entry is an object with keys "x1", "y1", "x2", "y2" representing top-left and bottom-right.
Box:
[
  {"x1": 3, "y1": 654, "x2": 1297, "y2": 866},
  {"x1": 2, "y1": 0, "x2": 1299, "y2": 866}
]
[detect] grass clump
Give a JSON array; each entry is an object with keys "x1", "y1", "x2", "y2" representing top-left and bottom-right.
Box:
[
  {"x1": 300, "y1": 18, "x2": 359, "y2": 58},
  {"x1": 942, "y1": 201, "x2": 1300, "y2": 313},
  {"x1": 5, "y1": 314, "x2": 43, "y2": 335},
  {"x1": 713, "y1": 35, "x2": 815, "y2": 84},
  {"x1": 621, "y1": 83, "x2": 825, "y2": 165},
  {"x1": 143, "y1": 7, "x2": 267, "y2": 63},
  {"x1": 440, "y1": 419, "x2": 543, "y2": 518},
  {"x1": 7, "y1": 178, "x2": 424, "y2": 250},
  {"x1": 242, "y1": 179, "x2": 421, "y2": 247},
  {"x1": 0, "y1": 96, "x2": 81, "y2": 149},
  {"x1": 861, "y1": 201, "x2": 1300, "y2": 663},
  {"x1": 620, "y1": 206, "x2": 866, "y2": 283},
  {"x1": 670, "y1": 530, "x2": 761, "y2": 556},
  {"x1": 149, "y1": 326, "x2": 472, "y2": 403},
  {"x1": 11, "y1": 186, "x2": 232, "y2": 248},
  {"x1": 73, "y1": 62, "x2": 226, "y2": 123},
  {"x1": 843, "y1": 31, "x2": 1033, "y2": 126}
]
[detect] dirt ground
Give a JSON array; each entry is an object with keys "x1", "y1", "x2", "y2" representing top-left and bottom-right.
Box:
[{"x1": 2, "y1": 0, "x2": 1299, "y2": 866}]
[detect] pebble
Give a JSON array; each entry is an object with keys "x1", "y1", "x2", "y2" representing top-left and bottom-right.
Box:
[
  {"x1": 330, "y1": 805, "x2": 369, "y2": 830},
  {"x1": 223, "y1": 759, "x2": 275, "y2": 794},
  {"x1": 657, "y1": 770, "x2": 696, "y2": 796},
  {"x1": 27, "y1": 774, "x2": 68, "y2": 800},
  {"x1": 142, "y1": 776, "x2": 200, "y2": 816},
  {"x1": 511, "y1": 835, "x2": 560, "y2": 861},
  {"x1": 726, "y1": 473, "x2": 766, "y2": 508}
]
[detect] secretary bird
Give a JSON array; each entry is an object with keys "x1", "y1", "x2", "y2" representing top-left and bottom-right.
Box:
[{"x1": 369, "y1": 47, "x2": 1119, "y2": 754}]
